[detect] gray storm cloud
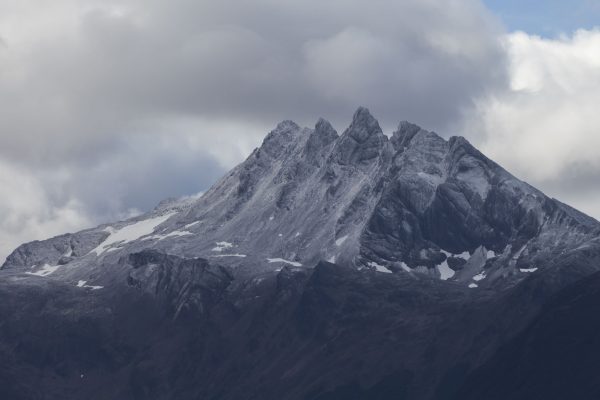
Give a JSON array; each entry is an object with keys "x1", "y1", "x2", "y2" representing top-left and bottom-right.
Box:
[{"x1": 0, "y1": 0, "x2": 507, "y2": 166}]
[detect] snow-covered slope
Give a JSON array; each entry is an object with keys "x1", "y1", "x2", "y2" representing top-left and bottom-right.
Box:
[{"x1": 3, "y1": 107, "x2": 600, "y2": 291}]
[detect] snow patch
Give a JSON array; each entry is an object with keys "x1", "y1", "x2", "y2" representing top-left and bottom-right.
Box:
[
  {"x1": 486, "y1": 250, "x2": 496, "y2": 259},
  {"x1": 399, "y1": 262, "x2": 412, "y2": 272},
  {"x1": 367, "y1": 261, "x2": 392, "y2": 273},
  {"x1": 437, "y1": 261, "x2": 455, "y2": 280},
  {"x1": 513, "y1": 245, "x2": 527, "y2": 260},
  {"x1": 211, "y1": 254, "x2": 247, "y2": 258},
  {"x1": 184, "y1": 221, "x2": 201, "y2": 229},
  {"x1": 473, "y1": 272, "x2": 487, "y2": 281},
  {"x1": 76, "y1": 280, "x2": 103, "y2": 290},
  {"x1": 269, "y1": 215, "x2": 274, "y2": 221},
  {"x1": 295, "y1": 232, "x2": 301, "y2": 237},
  {"x1": 26, "y1": 264, "x2": 60, "y2": 277},
  {"x1": 441, "y1": 249, "x2": 470, "y2": 260},
  {"x1": 267, "y1": 258, "x2": 302, "y2": 267},
  {"x1": 335, "y1": 235, "x2": 348, "y2": 246},
  {"x1": 91, "y1": 212, "x2": 176, "y2": 255},
  {"x1": 468, "y1": 283, "x2": 479, "y2": 288},
  {"x1": 212, "y1": 241, "x2": 234, "y2": 252},
  {"x1": 520, "y1": 267, "x2": 538, "y2": 273}
]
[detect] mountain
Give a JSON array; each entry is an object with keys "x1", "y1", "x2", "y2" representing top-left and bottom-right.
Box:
[{"x1": 1, "y1": 107, "x2": 600, "y2": 399}]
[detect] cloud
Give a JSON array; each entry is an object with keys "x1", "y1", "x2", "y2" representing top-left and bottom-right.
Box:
[
  {"x1": 0, "y1": 130, "x2": 233, "y2": 262},
  {"x1": 0, "y1": 0, "x2": 510, "y2": 261},
  {"x1": 462, "y1": 28, "x2": 600, "y2": 219},
  {"x1": 0, "y1": 160, "x2": 92, "y2": 261},
  {"x1": 0, "y1": 0, "x2": 507, "y2": 167}
]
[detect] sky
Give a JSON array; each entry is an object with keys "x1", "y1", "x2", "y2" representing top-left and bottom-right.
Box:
[
  {"x1": 0, "y1": 0, "x2": 599, "y2": 262},
  {"x1": 484, "y1": 0, "x2": 600, "y2": 36}
]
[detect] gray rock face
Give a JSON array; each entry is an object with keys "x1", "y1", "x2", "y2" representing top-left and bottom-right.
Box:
[{"x1": 3, "y1": 229, "x2": 108, "y2": 268}]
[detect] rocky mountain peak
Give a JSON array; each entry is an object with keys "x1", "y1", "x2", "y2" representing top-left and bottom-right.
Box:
[
  {"x1": 390, "y1": 121, "x2": 449, "y2": 155},
  {"x1": 303, "y1": 118, "x2": 338, "y2": 165},
  {"x1": 331, "y1": 107, "x2": 389, "y2": 165},
  {"x1": 346, "y1": 106, "x2": 384, "y2": 142},
  {"x1": 313, "y1": 117, "x2": 338, "y2": 141},
  {"x1": 391, "y1": 120, "x2": 423, "y2": 149},
  {"x1": 274, "y1": 119, "x2": 300, "y2": 132},
  {"x1": 448, "y1": 135, "x2": 483, "y2": 157},
  {"x1": 259, "y1": 119, "x2": 301, "y2": 158}
]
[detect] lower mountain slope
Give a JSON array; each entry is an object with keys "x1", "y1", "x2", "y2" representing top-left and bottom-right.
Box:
[
  {"x1": 0, "y1": 247, "x2": 599, "y2": 399},
  {"x1": 453, "y1": 268, "x2": 600, "y2": 400}
]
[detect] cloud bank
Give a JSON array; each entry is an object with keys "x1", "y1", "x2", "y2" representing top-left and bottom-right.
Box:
[{"x1": 462, "y1": 28, "x2": 600, "y2": 219}]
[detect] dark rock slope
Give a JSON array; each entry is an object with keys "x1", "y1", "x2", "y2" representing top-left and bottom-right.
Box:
[{"x1": 453, "y1": 269, "x2": 600, "y2": 400}]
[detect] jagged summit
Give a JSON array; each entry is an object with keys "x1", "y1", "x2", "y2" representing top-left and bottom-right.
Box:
[
  {"x1": 3, "y1": 107, "x2": 600, "y2": 291},
  {"x1": 303, "y1": 118, "x2": 338, "y2": 166},
  {"x1": 313, "y1": 117, "x2": 338, "y2": 142},
  {"x1": 273, "y1": 119, "x2": 300, "y2": 132},
  {"x1": 391, "y1": 120, "x2": 426, "y2": 150},
  {"x1": 345, "y1": 106, "x2": 384, "y2": 142},
  {"x1": 267, "y1": 107, "x2": 430, "y2": 160},
  {"x1": 331, "y1": 107, "x2": 389, "y2": 166}
]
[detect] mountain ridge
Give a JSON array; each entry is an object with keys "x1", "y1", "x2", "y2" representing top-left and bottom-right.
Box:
[{"x1": 3, "y1": 107, "x2": 600, "y2": 291}]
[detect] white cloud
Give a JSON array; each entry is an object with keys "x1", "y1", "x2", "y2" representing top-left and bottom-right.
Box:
[
  {"x1": 462, "y1": 28, "x2": 600, "y2": 219},
  {"x1": 0, "y1": 128, "x2": 233, "y2": 262},
  {"x1": 0, "y1": 160, "x2": 92, "y2": 263}
]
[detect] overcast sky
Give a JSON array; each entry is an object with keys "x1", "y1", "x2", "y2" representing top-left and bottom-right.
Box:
[{"x1": 0, "y1": 0, "x2": 599, "y2": 261}]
